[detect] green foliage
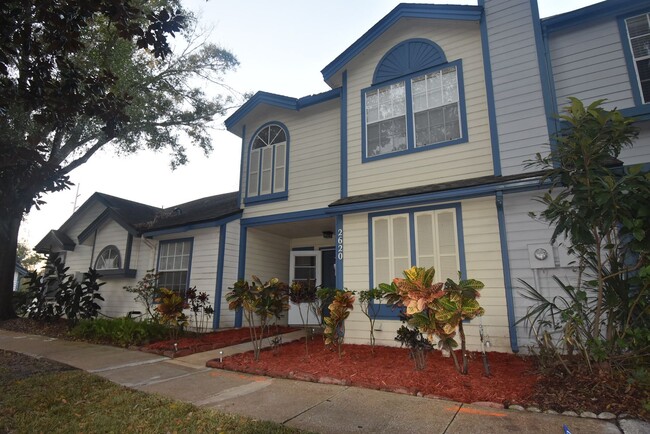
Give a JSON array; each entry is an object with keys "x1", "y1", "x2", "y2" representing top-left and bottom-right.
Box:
[
  {"x1": 358, "y1": 287, "x2": 386, "y2": 352},
  {"x1": 382, "y1": 266, "x2": 485, "y2": 374},
  {"x1": 16, "y1": 241, "x2": 44, "y2": 271},
  {"x1": 289, "y1": 281, "x2": 319, "y2": 355},
  {"x1": 226, "y1": 276, "x2": 289, "y2": 361},
  {"x1": 70, "y1": 317, "x2": 169, "y2": 347},
  {"x1": 155, "y1": 288, "x2": 188, "y2": 339},
  {"x1": 124, "y1": 270, "x2": 160, "y2": 320},
  {"x1": 185, "y1": 286, "x2": 214, "y2": 333},
  {"x1": 323, "y1": 290, "x2": 355, "y2": 358},
  {"x1": 522, "y1": 98, "x2": 650, "y2": 373},
  {"x1": 24, "y1": 258, "x2": 105, "y2": 328},
  {"x1": 394, "y1": 325, "x2": 433, "y2": 370}
]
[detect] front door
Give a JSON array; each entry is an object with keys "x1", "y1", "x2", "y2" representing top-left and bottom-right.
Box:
[{"x1": 288, "y1": 251, "x2": 321, "y2": 325}]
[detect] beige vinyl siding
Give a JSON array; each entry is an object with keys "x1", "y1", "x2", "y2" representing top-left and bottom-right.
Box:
[
  {"x1": 290, "y1": 236, "x2": 335, "y2": 251},
  {"x1": 240, "y1": 99, "x2": 340, "y2": 219},
  {"x1": 93, "y1": 220, "x2": 128, "y2": 267},
  {"x1": 484, "y1": 0, "x2": 549, "y2": 176},
  {"x1": 345, "y1": 18, "x2": 494, "y2": 197},
  {"x1": 549, "y1": 18, "x2": 635, "y2": 112},
  {"x1": 341, "y1": 197, "x2": 511, "y2": 353},
  {"x1": 219, "y1": 220, "x2": 241, "y2": 328},
  {"x1": 244, "y1": 228, "x2": 291, "y2": 287}
]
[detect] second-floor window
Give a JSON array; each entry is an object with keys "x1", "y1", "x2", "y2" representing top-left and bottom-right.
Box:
[
  {"x1": 248, "y1": 123, "x2": 288, "y2": 200},
  {"x1": 363, "y1": 60, "x2": 465, "y2": 161},
  {"x1": 625, "y1": 13, "x2": 650, "y2": 104},
  {"x1": 95, "y1": 245, "x2": 120, "y2": 270}
]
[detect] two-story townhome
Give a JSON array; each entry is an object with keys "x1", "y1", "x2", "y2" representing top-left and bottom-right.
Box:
[{"x1": 35, "y1": 0, "x2": 650, "y2": 353}]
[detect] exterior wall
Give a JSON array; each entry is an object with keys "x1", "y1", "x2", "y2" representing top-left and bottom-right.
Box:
[
  {"x1": 341, "y1": 196, "x2": 512, "y2": 353},
  {"x1": 93, "y1": 220, "x2": 128, "y2": 267},
  {"x1": 502, "y1": 190, "x2": 579, "y2": 350},
  {"x1": 345, "y1": 19, "x2": 494, "y2": 196},
  {"x1": 549, "y1": 18, "x2": 635, "y2": 113},
  {"x1": 62, "y1": 202, "x2": 106, "y2": 275},
  {"x1": 485, "y1": 0, "x2": 549, "y2": 176},
  {"x1": 290, "y1": 236, "x2": 335, "y2": 251},
  {"x1": 244, "y1": 228, "x2": 291, "y2": 284},
  {"x1": 219, "y1": 220, "x2": 241, "y2": 328},
  {"x1": 621, "y1": 120, "x2": 650, "y2": 165},
  {"x1": 240, "y1": 99, "x2": 340, "y2": 219}
]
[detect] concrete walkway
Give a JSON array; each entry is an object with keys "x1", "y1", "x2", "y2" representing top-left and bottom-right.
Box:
[{"x1": 0, "y1": 329, "x2": 646, "y2": 434}]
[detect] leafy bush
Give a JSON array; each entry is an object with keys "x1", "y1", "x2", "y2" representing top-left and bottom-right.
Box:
[
  {"x1": 124, "y1": 271, "x2": 160, "y2": 320},
  {"x1": 25, "y1": 258, "x2": 105, "y2": 327},
  {"x1": 395, "y1": 325, "x2": 433, "y2": 370},
  {"x1": 155, "y1": 288, "x2": 188, "y2": 340},
  {"x1": 358, "y1": 287, "x2": 386, "y2": 352},
  {"x1": 323, "y1": 290, "x2": 355, "y2": 358},
  {"x1": 226, "y1": 276, "x2": 289, "y2": 361},
  {"x1": 70, "y1": 317, "x2": 169, "y2": 347},
  {"x1": 186, "y1": 287, "x2": 214, "y2": 333}
]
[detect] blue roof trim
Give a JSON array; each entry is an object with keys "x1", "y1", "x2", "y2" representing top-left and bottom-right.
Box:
[
  {"x1": 542, "y1": 0, "x2": 642, "y2": 33},
  {"x1": 327, "y1": 178, "x2": 547, "y2": 215},
  {"x1": 142, "y1": 211, "x2": 241, "y2": 238},
  {"x1": 621, "y1": 105, "x2": 650, "y2": 120},
  {"x1": 225, "y1": 88, "x2": 341, "y2": 131},
  {"x1": 321, "y1": 3, "x2": 483, "y2": 82},
  {"x1": 78, "y1": 209, "x2": 138, "y2": 244},
  {"x1": 241, "y1": 207, "x2": 330, "y2": 227}
]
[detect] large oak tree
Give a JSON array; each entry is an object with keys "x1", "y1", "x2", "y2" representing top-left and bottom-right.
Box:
[{"x1": 0, "y1": 0, "x2": 239, "y2": 319}]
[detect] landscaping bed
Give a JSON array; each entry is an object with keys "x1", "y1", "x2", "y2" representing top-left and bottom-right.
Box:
[
  {"x1": 208, "y1": 338, "x2": 649, "y2": 420},
  {"x1": 139, "y1": 326, "x2": 297, "y2": 357}
]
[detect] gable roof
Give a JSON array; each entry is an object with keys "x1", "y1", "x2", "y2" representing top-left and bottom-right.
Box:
[
  {"x1": 37, "y1": 191, "x2": 241, "y2": 250},
  {"x1": 321, "y1": 3, "x2": 483, "y2": 85},
  {"x1": 224, "y1": 88, "x2": 341, "y2": 133}
]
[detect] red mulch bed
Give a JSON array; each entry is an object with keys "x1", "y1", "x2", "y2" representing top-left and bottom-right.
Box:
[
  {"x1": 208, "y1": 338, "x2": 538, "y2": 405},
  {"x1": 140, "y1": 326, "x2": 297, "y2": 358}
]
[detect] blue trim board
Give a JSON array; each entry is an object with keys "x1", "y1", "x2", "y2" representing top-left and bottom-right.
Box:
[
  {"x1": 367, "y1": 202, "x2": 467, "y2": 319},
  {"x1": 495, "y1": 191, "x2": 519, "y2": 353},
  {"x1": 478, "y1": 1, "x2": 501, "y2": 177},
  {"x1": 225, "y1": 88, "x2": 341, "y2": 131},
  {"x1": 328, "y1": 177, "x2": 547, "y2": 216},
  {"x1": 321, "y1": 3, "x2": 483, "y2": 82},
  {"x1": 360, "y1": 59, "x2": 469, "y2": 163},
  {"x1": 531, "y1": 0, "x2": 560, "y2": 144},
  {"x1": 244, "y1": 192, "x2": 288, "y2": 205},
  {"x1": 335, "y1": 215, "x2": 344, "y2": 289},
  {"x1": 235, "y1": 226, "x2": 247, "y2": 328},
  {"x1": 237, "y1": 125, "x2": 246, "y2": 207},
  {"x1": 242, "y1": 207, "x2": 331, "y2": 227},
  {"x1": 617, "y1": 9, "x2": 650, "y2": 109},
  {"x1": 340, "y1": 70, "x2": 348, "y2": 199},
  {"x1": 542, "y1": 0, "x2": 644, "y2": 34},
  {"x1": 213, "y1": 225, "x2": 227, "y2": 329},
  {"x1": 142, "y1": 212, "x2": 242, "y2": 238},
  {"x1": 124, "y1": 234, "x2": 133, "y2": 270}
]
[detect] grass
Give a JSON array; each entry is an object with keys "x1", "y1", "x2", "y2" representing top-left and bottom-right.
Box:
[{"x1": 0, "y1": 352, "x2": 306, "y2": 434}]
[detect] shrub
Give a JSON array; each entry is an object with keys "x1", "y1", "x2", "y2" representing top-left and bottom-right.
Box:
[
  {"x1": 323, "y1": 290, "x2": 355, "y2": 358},
  {"x1": 124, "y1": 271, "x2": 160, "y2": 321},
  {"x1": 70, "y1": 317, "x2": 169, "y2": 347},
  {"x1": 155, "y1": 288, "x2": 188, "y2": 340},
  {"x1": 185, "y1": 286, "x2": 214, "y2": 333},
  {"x1": 358, "y1": 287, "x2": 386, "y2": 353}
]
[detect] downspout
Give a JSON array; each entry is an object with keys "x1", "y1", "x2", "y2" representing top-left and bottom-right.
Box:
[{"x1": 496, "y1": 191, "x2": 519, "y2": 353}]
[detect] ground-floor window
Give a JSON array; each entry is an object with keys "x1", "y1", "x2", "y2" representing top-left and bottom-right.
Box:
[
  {"x1": 157, "y1": 239, "x2": 193, "y2": 297},
  {"x1": 370, "y1": 204, "x2": 464, "y2": 317}
]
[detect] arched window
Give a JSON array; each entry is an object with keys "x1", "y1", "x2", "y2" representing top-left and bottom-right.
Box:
[
  {"x1": 95, "y1": 245, "x2": 121, "y2": 270},
  {"x1": 247, "y1": 122, "x2": 289, "y2": 200}
]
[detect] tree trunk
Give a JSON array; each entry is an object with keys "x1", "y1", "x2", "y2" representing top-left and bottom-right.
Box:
[{"x1": 0, "y1": 213, "x2": 22, "y2": 320}]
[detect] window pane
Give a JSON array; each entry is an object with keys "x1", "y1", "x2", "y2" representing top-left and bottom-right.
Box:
[
  {"x1": 260, "y1": 147, "x2": 273, "y2": 195},
  {"x1": 416, "y1": 214, "x2": 434, "y2": 256},
  {"x1": 441, "y1": 67, "x2": 459, "y2": 104},
  {"x1": 248, "y1": 149, "x2": 260, "y2": 196},
  {"x1": 374, "y1": 219, "x2": 389, "y2": 258},
  {"x1": 627, "y1": 15, "x2": 650, "y2": 38},
  {"x1": 392, "y1": 216, "x2": 409, "y2": 257},
  {"x1": 295, "y1": 256, "x2": 316, "y2": 267},
  {"x1": 366, "y1": 90, "x2": 379, "y2": 124},
  {"x1": 274, "y1": 144, "x2": 286, "y2": 192},
  {"x1": 375, "y1": 258, "x2": 391, "y2": 285},
  {"x1": 631, "y1": 35, "x2": 650, "y2": 58},
  {"x1": 439, "y1": 256, "x2": 457, "y2": 282},
  {"x1": 437, "y1": 212, "x2": 456, "y2": 255}
]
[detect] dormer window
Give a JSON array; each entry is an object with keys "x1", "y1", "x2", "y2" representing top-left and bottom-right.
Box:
[
  {"x1": 246, "y1": 122, "x2": 289, "y2": 203},
  {"x1": 95, "y1": 245, "x2": 121, "y2": 270}
]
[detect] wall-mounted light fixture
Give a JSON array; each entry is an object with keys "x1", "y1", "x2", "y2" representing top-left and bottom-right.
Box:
[{"x1": 322, "y1": 231, "x2": 333, "y2": 239}]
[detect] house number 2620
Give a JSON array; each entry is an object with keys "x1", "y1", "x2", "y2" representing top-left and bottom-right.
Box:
[{"x1": 337, "y1": 228, "x2": 343, "y2": 261}]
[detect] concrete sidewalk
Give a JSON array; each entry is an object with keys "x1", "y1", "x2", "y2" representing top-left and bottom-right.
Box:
[{"x1": 0, "y1": 329, "x2": 644, "y2": 434}]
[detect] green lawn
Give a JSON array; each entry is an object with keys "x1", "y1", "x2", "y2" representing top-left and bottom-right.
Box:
[{"x1": 0, "y1": 351, "x2": 307, "y2": 434}]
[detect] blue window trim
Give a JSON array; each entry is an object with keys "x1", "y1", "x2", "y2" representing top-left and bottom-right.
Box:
[
  {"x1": 156, "y1": 237, "x2": 194, "y2": 294},
  {"x1": 360, "y1": 59, "x2": 468, "y2": 163},
  {"x1": 340, "y1": 71, "x2": 348, "y2": 199},
  {"x1": 213, "y1": 225, "x2": 227, "y2": 330},
  {"x1": 237, "y1": 125, "x2": 246, "y2": 207},
  {"x1": 367, "y1": 202, "x2": 466, "y2": 319},
  {"x1": 244, "y1": 121, "x2": 290, "y2": 205},
  {"x1": 617, "y1": 9, "x2": 650, "y2": 109}
]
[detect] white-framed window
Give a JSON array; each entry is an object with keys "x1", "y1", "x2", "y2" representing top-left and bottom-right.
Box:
[
  {"x1": 363, "y1": 61, "x2": 465, "y2": 160},
  {"x1": 157, "y1": 239, "x2": 192, "y2": 296},
  {"x1": 412, "y1": 66, "x2": 460, "y2": 147},
  {"x1": 625, "y1": 13, "x2": 650, "y2": 104},
  {"x1": 366, "y1": 82, "x2": 407, "y2": 157},
  {"x1": 95, "y1": 245, "x2": 121, "y2": 270},
  {"x1": 371, "y1": 207, "x2": 461, "y2": 288},
  {"x1": 248, "y1": 123, "x2": 288, "y2": 198}
]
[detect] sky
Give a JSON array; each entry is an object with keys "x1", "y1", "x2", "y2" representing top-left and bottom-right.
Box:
[{"x1": 19, "y1": 0, "x2": 602, "y2": 248}]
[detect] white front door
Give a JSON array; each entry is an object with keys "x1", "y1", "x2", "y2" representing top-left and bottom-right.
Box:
[{"x1": 288, "y1": 251, "x2": 321, "y2": 325}]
